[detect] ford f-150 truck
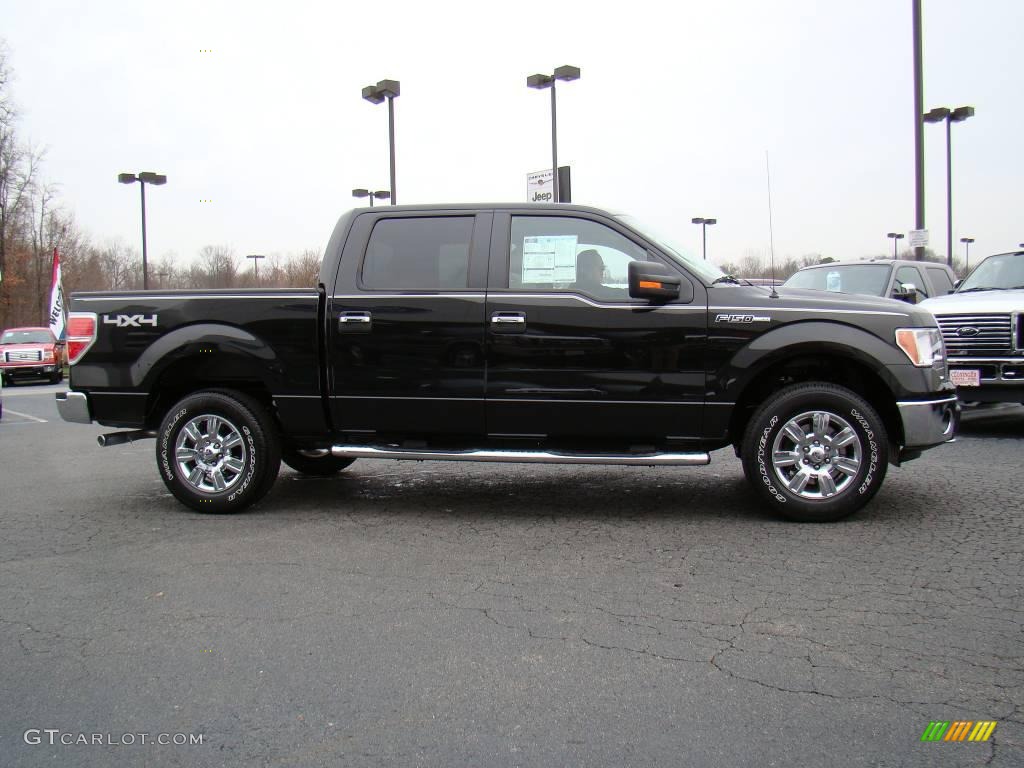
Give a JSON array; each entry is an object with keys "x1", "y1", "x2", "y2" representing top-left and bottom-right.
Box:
[
  {"x1": 56, "y1": 204, "x2": 959, "y2": 522},
  {"x1": 921, "y1": 249, "x2": 1024, "y2": 403},
  {"x1": 1, "y1": 326, "x2": 64, "y2": 384}
]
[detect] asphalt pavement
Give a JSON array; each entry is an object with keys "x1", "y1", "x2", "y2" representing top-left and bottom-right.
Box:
[{"x1": 1, "y1": 382, "x2": 1022, "y2": 767}]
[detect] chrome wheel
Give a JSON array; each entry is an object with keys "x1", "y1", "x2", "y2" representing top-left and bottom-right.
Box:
[
  {"x1": 174, "y1": 414, "x2": 247, "y2": 493},
  {"x1": 770, "y1": 410, "x2": 862, "y2": 500}
]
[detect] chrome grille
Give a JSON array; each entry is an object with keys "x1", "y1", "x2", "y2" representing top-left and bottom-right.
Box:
[
  {"x1": 935, "y1": 313, "x2": 1013, "y2": 355},
  {"x1": 5, "y1": 350, "x2": 43, "y2": 362}
]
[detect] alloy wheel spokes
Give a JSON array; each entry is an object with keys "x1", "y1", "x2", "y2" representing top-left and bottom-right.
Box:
[
  {"x1": 771, "y1": 410, "x2": 863, "y2": 501},
  {"x1": 175, "y1": 413, "x2": 248, "y2": 494}
]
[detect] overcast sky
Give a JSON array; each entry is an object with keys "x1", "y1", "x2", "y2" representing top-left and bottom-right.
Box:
[{"x1": 3, "y1": 0, "x2": 1021, "y2": 270}]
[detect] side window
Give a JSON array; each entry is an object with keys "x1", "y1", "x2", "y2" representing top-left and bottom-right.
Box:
[
  {"x1": 926, "y1": 267, "x2": 954, "y2": 295},
  {"x1": 508, "y1": 216, "x2": 647, "y2": 300},
  {"x1": 361, "y1": 217, "x2": 473, "y2": 290},
  {"x1": 895, "y1": 266, "x2": 928, "y2": 297}
]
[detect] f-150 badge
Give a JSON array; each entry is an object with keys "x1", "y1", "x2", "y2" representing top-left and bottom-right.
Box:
[
  {"x1": 714, "y1": 314, "x2": 770, "y2": 324},
  {"x1": 103, "y1": 314, "x2": 158, "y2": 327}
]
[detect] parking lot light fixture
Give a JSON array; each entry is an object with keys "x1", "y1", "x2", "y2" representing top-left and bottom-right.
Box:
[
  {"x1": 924, "y1": 105, "x2": 975, "y2": 267},
  {"x1": 960, "y1": 237, "x2": 974, "y2": 271},
  {"x1": 246, "y1": 254, "x2": 266, "y2": 286},
  {"x1": 887, "y1": 232, "x2": 905, "y2": 259},
  {"x1": 691, "y1": 217, "x2": 717, "y2": 260},
  {"x1": 527, "y1": 65, "x2": 581, "y2": 203},
  {"x1": 117, "y1": 171, "x2": 167, "y2": 289},
  {"x1": 352, "y1": 188, "x2": 391, "y2": 207},
  {"x1": 362, "y1": 79, "x2": 400, "y2": 204}
]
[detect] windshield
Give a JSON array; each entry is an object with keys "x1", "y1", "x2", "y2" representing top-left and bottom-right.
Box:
[
  {"x1": 957, "y1": 252, "x2": 1024, "y2": 292},
  {"x1": 783, "y1": 264, "x2": 890, "y2": 296},
  {"x1": 1, "y1": 329, "x2": 53, "y2": 344},
  {"x1": 613, "y1": 213, "x2": 726, "y2": 284}
]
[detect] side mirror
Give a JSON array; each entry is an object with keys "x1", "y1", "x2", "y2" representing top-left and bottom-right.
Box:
[
  {"x1": 893, "y1": 282, "x2": 919, "y2": 303},
  {"x1": 953, "y1": 279, "x2": 963, "y2": 290},
  {"x1": 628, "y1": 260, "x2": 690, "y2": 302}
]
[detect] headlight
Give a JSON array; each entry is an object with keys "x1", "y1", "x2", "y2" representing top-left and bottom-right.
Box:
[{"x1": 895, "y1": 328, "x2": 944, "y2": 367}]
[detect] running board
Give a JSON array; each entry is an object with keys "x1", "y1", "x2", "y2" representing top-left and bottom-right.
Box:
[{"x1": 330, "y1": 445, "x2": 710, "y2": 466}]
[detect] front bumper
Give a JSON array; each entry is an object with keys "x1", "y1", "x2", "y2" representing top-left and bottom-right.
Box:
[
  {"x1": 2, "y1": 364, "x2": 57, "y2": 378},
  {"x1": 947, "y1": 358, "x2": 1024, "y2": 403},
  {"x1": 897, "y1": 395, "x2": 959, "y2": 449},
  {"x1": 56, "y1": 391, "x2": 92, "y2": 424}
]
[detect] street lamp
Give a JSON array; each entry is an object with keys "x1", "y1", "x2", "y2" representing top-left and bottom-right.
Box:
[
  {"x1": 959, "y1": 237, "x2": 974, "y2": 271},
  {"x1": 246, "y1": 254, "x2": 266, "y2": 286},
  {"x1": 691, "y1": 217, "x2": 717, "y2": 260},
  {"x1": 887, "y1": 232, "x2": 905, "y2": 259},
  {"x1": 362, "y1": 79, "x2": 400, "y2": 205},
  {"x1": 527, "y1": 65, "x2": 580, "y2": 203},
  {"x1": 352, "y1": 188, "x2": 391, "y2": 207},
  {"x1": 117, "y1": 171, "x2": 167, "y2": 289},
  {"x1": 924, "y1": 105, "x2": 974, "y2": 267}
]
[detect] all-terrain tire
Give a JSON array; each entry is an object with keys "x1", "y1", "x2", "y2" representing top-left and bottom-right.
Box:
[
  {"x1": 156, "y1": 390, "x2": 281, "y2": 513},
  {"x1": 740, "y1": 383, "x2": 888, "y2": 522}
]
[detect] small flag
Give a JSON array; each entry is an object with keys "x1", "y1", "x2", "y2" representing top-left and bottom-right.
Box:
[{"x1": 48, "y1": 247, "x2": 66, "y2": 341}]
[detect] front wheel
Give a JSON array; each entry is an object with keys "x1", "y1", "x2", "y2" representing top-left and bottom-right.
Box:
[
  {"x1": 741, "y1": 383, "x2": 888, "y2": 522},
  {"x1": 157, "y1": 390, "x2": 281, "y2": 513}
]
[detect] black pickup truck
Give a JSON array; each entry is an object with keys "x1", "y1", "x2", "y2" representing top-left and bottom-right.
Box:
[{"x1": 57, "y1": 204, "x2": 958, "y2": 522}]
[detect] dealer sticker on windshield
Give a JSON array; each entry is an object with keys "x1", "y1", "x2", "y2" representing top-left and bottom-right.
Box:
[{"x1": 950, "y1": 369, "x2": 980, "y2": 387}]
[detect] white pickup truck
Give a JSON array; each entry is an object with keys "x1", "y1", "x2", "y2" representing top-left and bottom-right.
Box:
[{"x1": 921, "y1": 250, "x2": 1024, "y2": 404}]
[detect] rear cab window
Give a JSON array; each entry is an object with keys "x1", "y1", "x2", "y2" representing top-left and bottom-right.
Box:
[{"x1": 361, "y1": 217, "x2": 474, "y2": 291}]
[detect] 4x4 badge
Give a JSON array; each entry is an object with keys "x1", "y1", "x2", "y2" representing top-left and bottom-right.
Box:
[{"x1": 103, "y1": 314, "x2": 158, "y2": 327}]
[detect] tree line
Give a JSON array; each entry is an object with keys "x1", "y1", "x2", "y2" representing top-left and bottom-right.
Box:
[{"x1": 0, "y1": 42, "x2": 320, "y2": 330}]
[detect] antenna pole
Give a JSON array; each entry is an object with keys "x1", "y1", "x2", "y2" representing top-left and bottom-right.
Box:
[{"x1": 766, "y1": 151, "x2": 779, "y2": 298}]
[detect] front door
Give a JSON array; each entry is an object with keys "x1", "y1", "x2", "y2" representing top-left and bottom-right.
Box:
[
  {"x1": 484, "y1": 211, "x2": 707, "y2": 444},
  {"x1": 328, "y1": 210, "x2": 491, "y2": 440}
]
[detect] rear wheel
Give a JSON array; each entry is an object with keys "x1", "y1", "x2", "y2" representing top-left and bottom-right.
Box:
[
  {"x1": 157, "y1": 390, "x2": 280, "y2": 513},
  {"x1": 741, "y1": 383, "x2": 888, "y2": 522},
  {"x1": 281, "y1": 449, "x2": 356, "y2": 476}
]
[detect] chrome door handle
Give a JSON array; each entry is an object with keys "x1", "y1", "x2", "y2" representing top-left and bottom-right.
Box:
[
  {"x1": 338, "y1": 311, "x2": 372, "y2": 324},
  {"x1": 338, "y1": 311, "x2": 372, "y2": 333},
  {"x1": 491, "y1": 312, "x2": 526, "y2": 325}
]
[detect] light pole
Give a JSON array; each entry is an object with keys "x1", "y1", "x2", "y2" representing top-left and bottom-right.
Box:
[
  {"x1": 352, "y1": 188, "x2": 391, "y2": 207},
  {"x1": 959, "y1": 237, "x2": 974, "y2": 271},
  {"x1": 246, "y1": 254, "x2": 265, "y2": 286},
  {"x1": 118, "y1": 171, "x2": 167, "y2": 289},
  {"x1": 912, "y1": 0, "x2": 925, "y2": 261},
  {"x1": 924, "y1": 105, "x2": 974, "y2": 267},
  {"x1": 362, "y1": 79, "x2": 400, "y2": 205},
  {"x1": 527, "y1": 65, "x2": 580, "y2": 203},
  {"x1": 691, "y1": 217, "x2": 717, "y2": 260},
  {"x1": 887, "y1": 232, "x2": 905, "y2": 259}
]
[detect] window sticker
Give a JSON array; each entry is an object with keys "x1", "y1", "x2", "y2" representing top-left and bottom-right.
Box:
[
  {"x1": 521, "y1": 235, "x2": 578, "y2": 284},
  {"x1": 826, "y1": 271, "x2": 842, "y2": 292}
]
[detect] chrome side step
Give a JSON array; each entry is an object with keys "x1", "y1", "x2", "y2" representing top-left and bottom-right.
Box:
[{"x1": 330, "y1": 445, "x2": 710, "y2": 466}]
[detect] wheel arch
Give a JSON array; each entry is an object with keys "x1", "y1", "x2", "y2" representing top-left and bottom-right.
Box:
[{"x1": 727, "y1": 345, "x2": 904, "y2": 454}]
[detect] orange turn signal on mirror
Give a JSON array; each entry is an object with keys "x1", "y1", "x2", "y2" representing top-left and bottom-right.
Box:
[{"x1": 639, "y1": 280, "x2": 663, "y2": 289}]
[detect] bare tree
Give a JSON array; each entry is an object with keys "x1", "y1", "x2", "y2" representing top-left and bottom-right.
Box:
[
  {"x1": 283, "y1": 249, "x2": 321, "y2": 287},
  {"x1": 199, "y1": 245, "x2": 238, "y2": 288}
]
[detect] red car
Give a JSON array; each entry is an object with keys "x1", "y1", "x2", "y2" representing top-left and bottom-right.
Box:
[{"x1": 0, "y1": 326, "x2": 65, "y2": 385}]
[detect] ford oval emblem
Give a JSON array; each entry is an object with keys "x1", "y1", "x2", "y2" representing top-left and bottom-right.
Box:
[{"x1": 956, "y1": 326, "x2": 980, "y2": 337}]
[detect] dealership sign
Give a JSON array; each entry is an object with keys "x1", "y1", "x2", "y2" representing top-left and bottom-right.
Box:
[{"x1": 527, "y1": 169, "x2": 553, "y2": 203}]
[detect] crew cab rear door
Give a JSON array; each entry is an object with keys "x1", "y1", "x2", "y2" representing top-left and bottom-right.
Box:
[
  {"x1": 484, "y1": 210, "x2": 707, "y2": 443},
  {"x1": 327, "y1": 210, "x2": 491, "y2": 439}
]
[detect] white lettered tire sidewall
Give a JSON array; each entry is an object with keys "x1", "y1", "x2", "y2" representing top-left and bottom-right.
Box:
[
  {"x1": 157, "y1": 391, "x2": 280, "y2": 513},
  {"x1": 741, "y1": 383, "x2": 889, "y2": 522}
]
